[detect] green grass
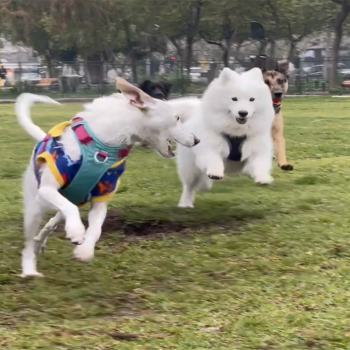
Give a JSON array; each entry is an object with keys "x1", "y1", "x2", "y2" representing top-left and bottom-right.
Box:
[{"x1": 1, "y1": 97, "x2": 350, "y2": 349}]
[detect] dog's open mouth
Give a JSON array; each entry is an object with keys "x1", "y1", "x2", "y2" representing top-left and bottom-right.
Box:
[
  {"x1": 236, "y1": 118, "x2": 247, "y2": 125},
  {"x1": 273, "y1": 97, "x2": 282, "y2": 107},
  {"x1": 167, "y1": 140, "x2": 175, "y2": 157}
]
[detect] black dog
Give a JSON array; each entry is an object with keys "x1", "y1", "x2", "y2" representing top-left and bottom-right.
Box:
[{"x1": 138, "y1": 80, "x2": 172, "y2": 100}]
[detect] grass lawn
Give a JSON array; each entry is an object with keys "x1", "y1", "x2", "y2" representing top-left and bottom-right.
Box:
[{"x1": 1, "y1": 97, "x2": 350, "y2": 349}]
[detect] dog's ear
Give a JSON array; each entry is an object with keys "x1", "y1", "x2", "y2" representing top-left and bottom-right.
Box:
[
  {"x1": 277, "y1": 60, "x2": 289, "y2": 78},
  {"x1": 116, "y1": 78, "x2": 155, "y2": 110},
  {"x1": 218, "y1": 67, "x2": 239, "y2": 84},
  {"x1": 162, "y1": 82, "x2": 172, "y2": 95},
  {"x1": 242, "y1": 67, "x2": 264, "y2": 82},
  {"x1": 251, "y1": 55, "x2": 266, "y2": 71},
  {"x1": 139, "y1": 80, "x2": 153, "y2": 93}
]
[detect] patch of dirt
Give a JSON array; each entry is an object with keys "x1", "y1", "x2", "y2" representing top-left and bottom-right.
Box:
[
  {"x1": 103, "y1": 216, "x2": 189, "y2": 238},
  {"x1": 77, "y1": 208, "x2": 254, "y2": 241}
]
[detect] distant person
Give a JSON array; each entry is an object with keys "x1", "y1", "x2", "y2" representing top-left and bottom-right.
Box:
[
  {"x1": 0, "y1": 64, "x2": 7, "y2": 87},
  {"x1": 0, "y1": 64, "x2": 7, "y2": 79}
]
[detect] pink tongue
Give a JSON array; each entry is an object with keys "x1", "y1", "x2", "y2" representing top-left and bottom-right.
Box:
[{"x1": 273, "y1": 98, "x2": 281, "y2": 104}]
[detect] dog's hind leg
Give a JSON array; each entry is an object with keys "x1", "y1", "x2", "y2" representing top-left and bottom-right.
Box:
[
  {"x1": 21, "y1": 167, "x2": 44, "y2": 277},
  {"x1": 178, "y1": 181, "x2": 197, "y2": 208},
  {"x1": 34, "y1": 211, "x2": 64, "y2": 254}
]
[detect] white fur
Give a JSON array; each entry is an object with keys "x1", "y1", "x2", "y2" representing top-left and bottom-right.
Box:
[
  {"x1": 166, "y1": 97, "x2": 201, "y2": 122},
  {"x1": 17, "y1": 92, "x2": 199, "y2": 277},
  {"x1": 175, "y1": 67, "x2": 275, "y2": 208}
]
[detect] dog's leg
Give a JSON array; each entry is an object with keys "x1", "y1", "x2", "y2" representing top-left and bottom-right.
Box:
[
  {"x1": 74, "y1": 201, "x2": 107, "y2": 261},
  {"x1": 196, "y1": 152, "x2": 225, "y2": 180},
  {"x1": 38, "y1": 169, "x2": 85, "y2": 245},
  {"x1": 245, "y1": 138, "x2": 274, "y2": 185},
  {"x1": 178, "y1": 180, "x2": 197, "y2": 208},
  {"x1": 34, "y1": 211, "x2": 64, "y2": 254},
  {"x1": 272, "y1": 113, "x2": 293, "y2": 171},
  {"x1": 21, "y1": 167, "x2": 44, "y2": 277}
]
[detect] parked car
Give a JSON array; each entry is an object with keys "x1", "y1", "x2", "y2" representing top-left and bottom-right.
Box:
[{"x1": 307, "y1": 63, "x2": 350, "y2": 78}]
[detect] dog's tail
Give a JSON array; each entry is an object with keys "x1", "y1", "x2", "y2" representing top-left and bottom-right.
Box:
[{"x1": 15, "y1": 93, "x2": 60, "y2": 141}]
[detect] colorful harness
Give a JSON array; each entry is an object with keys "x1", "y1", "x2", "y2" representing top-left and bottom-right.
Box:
[{"x1": 32, "y1": 117, "x2": 131, "y2": 206}]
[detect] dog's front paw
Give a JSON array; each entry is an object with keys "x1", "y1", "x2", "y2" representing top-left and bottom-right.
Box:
[
  {"x1": 18, "y1": 272, "x2": 44, "y2": 278},
  {"x1": 207, "y1": 170, "x2": 224, "y2": 180},
  {"x1": 255, "y1": 175, "x2": 274, "y2": 186},
  {"x1": 74, "y1": 244, "x2": 95, "y2": 262},
  {"x1": 279, "y1": 163, "x2": 294, "y2": 171},
  {"x1": 65, "y1": 220, "x2": 85, "y2": 245}
]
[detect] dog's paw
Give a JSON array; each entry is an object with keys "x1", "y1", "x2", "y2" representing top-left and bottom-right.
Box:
[
  {"x1": 178, "y1": 203, "x2": 194, "y2": 208},
  {"x1": 255, "y1": 175, "x2": 274, "y2": 186},
  {"x1": 207, "y1": 172, "x2": 224, "y2": 180},
  {"x1": 65, "y1": 220, "x2": 85, "y2": 245},
  {"x1": 279, "y1": 163, "x2": 294, "y2": 171},
  {"x1": 18, "y1": 272, "x2": 44, "y2": 278},
  {"x1": 74, "y1": 244, "x2": 95, "y2": 262}
]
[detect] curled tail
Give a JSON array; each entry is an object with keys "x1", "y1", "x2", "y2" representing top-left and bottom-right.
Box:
[{"x1": 15, "y1": 93, "x2": 60, "y2": 141}]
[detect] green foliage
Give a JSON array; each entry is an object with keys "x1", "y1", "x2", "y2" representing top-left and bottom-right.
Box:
[{"x1": 0, "y1": 0, "x2": 345, "y2": 67}]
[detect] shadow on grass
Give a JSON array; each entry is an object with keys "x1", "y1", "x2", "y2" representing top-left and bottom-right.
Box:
[{"x1": 99, "y1": 203, "x2": 266, "y2": 239}]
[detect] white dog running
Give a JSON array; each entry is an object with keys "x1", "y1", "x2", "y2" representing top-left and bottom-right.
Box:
[
  {"x1": 175, "y1": 67, "x2": 275, "y2": 208},
  {"x1": 16, "y1": 78, "x2": 199, "y2": 277}
]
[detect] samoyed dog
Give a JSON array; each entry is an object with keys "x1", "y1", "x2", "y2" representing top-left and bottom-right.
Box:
[{"x1": 175, "y1": 67, "x2": 275, "y2": 208}]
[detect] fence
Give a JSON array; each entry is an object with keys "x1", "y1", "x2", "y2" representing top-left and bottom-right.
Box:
[{"x1": 0, "y1": 58, "x2": 350, "y2": 99}]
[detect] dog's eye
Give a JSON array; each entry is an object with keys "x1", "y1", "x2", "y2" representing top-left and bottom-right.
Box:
[
  {"x1": 277, "y1": 79, "x2": 284, "y2": 85},
  {"x1": 232, "y1": 97, "x2": 238, "y2": 101},
  {"x1": 176, "y1": 115, "x2": 180, "y2": 121},
  {"x1": 249, "y1": 98, "x2": 255, "y2": 102},
  {"x1": 264, "y1": 80, "x2": 270, "y2": 85}
]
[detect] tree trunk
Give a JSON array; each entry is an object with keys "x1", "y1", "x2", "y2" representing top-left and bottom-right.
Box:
[
  {"x1": 259, "y1": 41, "x2": 267, "y2": 55},
  {"x1": 83, "y1": 56, "x2": 91, "y2": 86},
  {"x1": 331, "y1": 3, "x2": 350, "y2": 86},
  {"x1": 130, "y1": 51, "x2": 138, "y2": 83},
  {"x1": 45, "y1": 51, "x2": 53, "y2": 78},
  {"x1": 288, "y1": 40, "x2": 297, "y2": 61},
  {"x1": 222, "y1": 47, "x2": 229, "y2": 67},
  {"x1": 269, "y1": 39, "x2": 276, "y2": 59},
  {"x1": 223, "y1": 35, "x2": 234, "y2": 67},
  {"x1": 186, "y1": 39, "x2": 194, "y2": 72},
  {"x1": 86, "y1": 54, "x2": 103, "y2": 84}
]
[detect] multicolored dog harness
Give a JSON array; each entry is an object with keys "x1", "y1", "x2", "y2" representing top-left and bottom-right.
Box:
[{"x1": 32, "y1": 117, "x2": 131, "y2": 206}]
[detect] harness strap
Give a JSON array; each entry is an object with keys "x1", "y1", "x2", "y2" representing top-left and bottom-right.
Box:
[
  {"x1": 72, "y1": 117, "x2": 93, "y2": 145},
  {"x1": 222, "y1": 134, "x2": 246, "y2": 162}
]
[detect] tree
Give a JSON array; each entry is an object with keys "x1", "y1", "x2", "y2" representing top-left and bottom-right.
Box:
[
  {"x1": 150, "y1": 0, "x2": 204, "y2": 71},
  {"x1": 330, "y1": 0, "x2": 350, "y2": 85}
]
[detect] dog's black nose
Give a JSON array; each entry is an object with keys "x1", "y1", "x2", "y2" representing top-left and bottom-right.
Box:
[
  {"x1": 193, "y1": 135, "x2": 200, "y2": 145},
  {"x1": 238, "y1": 110, "x2": 248, "y2": 117},
  {"x1": 273, "y1": 92, "x2": 283, "y2": 98}
]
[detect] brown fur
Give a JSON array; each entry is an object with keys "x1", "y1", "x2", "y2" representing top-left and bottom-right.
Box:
[{"x1": 252, "y1": 57, "x2": 293, "y2": 170}]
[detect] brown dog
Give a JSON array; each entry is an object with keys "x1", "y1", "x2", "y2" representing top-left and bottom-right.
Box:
[{"x1": 251, "y1": 55, "x2": 293, "y2": 171}]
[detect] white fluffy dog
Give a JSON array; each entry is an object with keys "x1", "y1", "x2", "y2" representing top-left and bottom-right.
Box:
[
  {"x1": 175, "y1": 67, "x2": 275, "y2": 208},
  {"x1": 16, "y1": 78, "x2": 199, "y2": 277}
]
